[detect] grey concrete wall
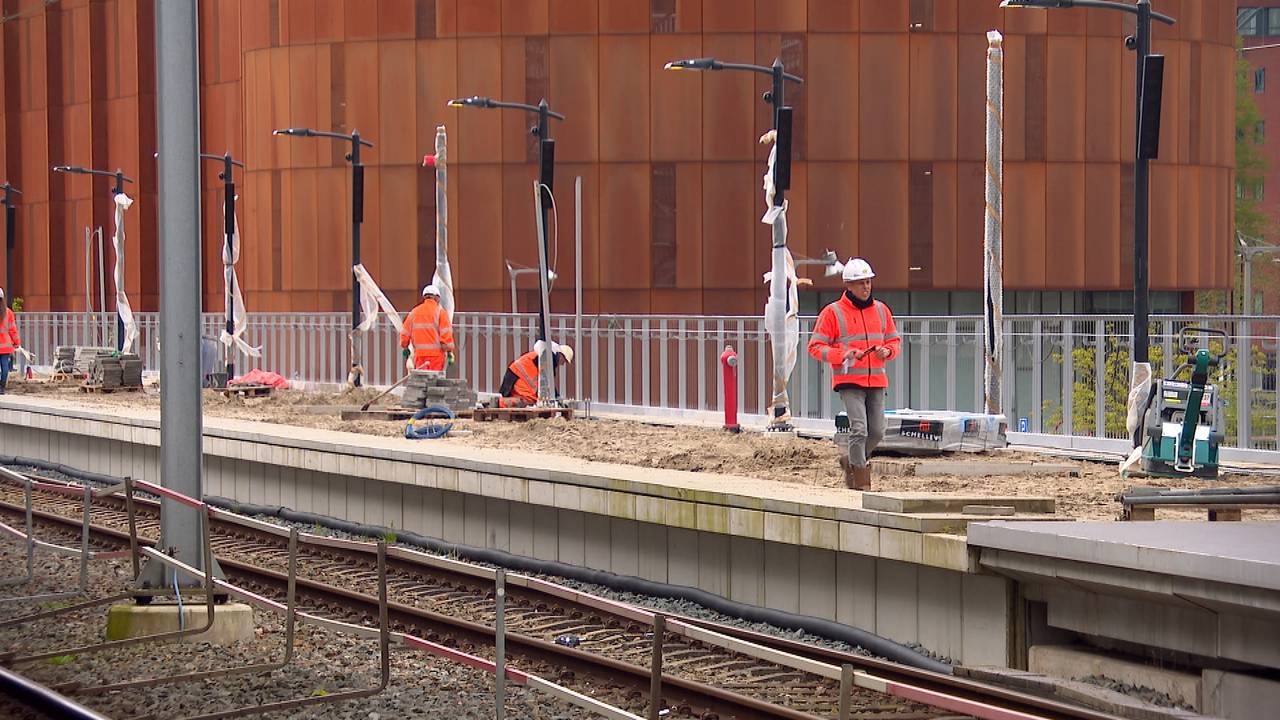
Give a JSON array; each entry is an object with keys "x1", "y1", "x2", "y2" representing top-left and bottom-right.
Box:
[{"x1": 0, "y1": 411, "x2": 1012, "y2": 666}]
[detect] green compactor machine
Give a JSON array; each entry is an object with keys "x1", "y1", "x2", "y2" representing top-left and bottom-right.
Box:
[{"x1": 1138, "y1": 327, "x2": 1228, "y2": 479}]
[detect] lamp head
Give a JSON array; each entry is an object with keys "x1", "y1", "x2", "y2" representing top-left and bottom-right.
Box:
[
  {"x1": 52, "y1": 165, "x2": 85, "y2": 174},
  {"x1": 272, "y1": 128, "x2": 312, "y2": 137},
  {"x1": 999, "y1": 0, "x2": 1070, "y2": 7},
  {"x1": 448, "y1": 96, "x2": 494, "y2": 109},
  {"x1": 664, "y1": 57, "x2": 720, "y2": 71}
]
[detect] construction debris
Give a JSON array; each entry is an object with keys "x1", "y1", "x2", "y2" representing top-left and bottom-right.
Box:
[{"x1": 399, "y1": 371, "x2": 477, "y2": 416}]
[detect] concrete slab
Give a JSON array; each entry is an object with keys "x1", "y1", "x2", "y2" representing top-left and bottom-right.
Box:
[
  {"x1": 105, "y1": 602, "x2": 255, "y2": 645},
  {"x1": 969, "y1": 521, "x2": 1280, "y2": 592},
  {"x1": 871, "y1": 458, "x2": 1080, "y2": 478},
  {"x1": 863, "y1": 492, "x2": 1056, "y2": 515},
  {"x1": 1203, "y1": 669, "x2": 1280, "y2": 720}
]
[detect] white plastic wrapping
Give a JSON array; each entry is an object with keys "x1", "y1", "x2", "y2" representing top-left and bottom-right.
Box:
[
  {"x1": 353, "y1": 263, "x2": 404, "y2": 336},
  {"x1": 760, "y1": 133, "x2": 798, "y2": 421},
  {"x1": 219, "y1": 207, "x2": 261, "y2": 358},
  {"x1": 1126, "y1": 361, "x2": 1153, "y2": 444},
  {"x1": 432, "y1": 126, "x2": 455, "y2": 323},
  {"x1": 112, "y1": 193, "x2": 139, "y2": 353}
]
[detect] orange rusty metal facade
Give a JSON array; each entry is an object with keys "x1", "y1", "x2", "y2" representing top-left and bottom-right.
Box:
[{"x1": 1, "y1": 0, "x2": 1237, "y2": 314}]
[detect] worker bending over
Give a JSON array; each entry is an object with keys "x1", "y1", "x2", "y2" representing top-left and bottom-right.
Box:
[
  {"x1": 0, "y1": 289, "x2": 19, "y2": 394},
  {"x1": 496, "y1": 344, "x2": 573, "y2": 408},
  {"x1": 807, "y1": 259, "x2": 901, "y2": 490},
  {"x1": 400, "y1": 284, "x2": 455, "y2": 371}
]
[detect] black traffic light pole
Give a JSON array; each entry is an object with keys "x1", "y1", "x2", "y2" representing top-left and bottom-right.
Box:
[
  {"x1": 1, "y1": 183, "x2": 20, "y2": 309},
  {"x1": 199, "y1": 152, "x2": 246, "y2": 383},
  {"x1": 448, "y1": 96, "x2": 565, "y2": 345},
  {"x1": 272, "y1": 128, "x2": 374, "y2": 384},
  {"x1": 998, "y1": 0, "x2": 1175, "y2": 364},
  {"x1": 52, "y1": 165, "x2": 136, "y2": 350}
]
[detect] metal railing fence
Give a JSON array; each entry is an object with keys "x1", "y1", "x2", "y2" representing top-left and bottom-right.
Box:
[{"x1": 14, "y1": 311, "x2": 1279, "y2": 450}]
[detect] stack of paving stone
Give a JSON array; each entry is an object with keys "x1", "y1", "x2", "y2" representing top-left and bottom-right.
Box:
[
  {"x1": 88, "y1": 353, "x2": 143, "y2": 389},
  {"x1": 399, "y1": 371, "x2": 477, "y2": 415},
  {"x1": 74, "y1": 347, "x2": 116, "y2": 375},
  {"x1": 53, "y1": 346, "x2": 76, "y2": 374}
]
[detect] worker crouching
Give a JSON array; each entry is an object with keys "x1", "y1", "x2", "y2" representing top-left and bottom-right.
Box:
[
  {"x1": 496, "y1": 344, "x2": 574, "y2": 408},
  {"x1": 807, "y1": 259, "x2": 901, "y2": 490},
  {"x1": 400, "y1": 284, "x2": 455, "y2": 371}
]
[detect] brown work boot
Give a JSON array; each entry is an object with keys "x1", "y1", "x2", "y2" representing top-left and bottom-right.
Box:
[
  {"x1": 839, "y1": 455, "x2": 855, "y2": 488},
  {"x1": 851, "y1": 466, "x2": 872, "y2": 491}
]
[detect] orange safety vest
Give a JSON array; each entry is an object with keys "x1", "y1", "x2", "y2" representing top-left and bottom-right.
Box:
[
  {"x1": 807, "y1": 294, "x2": 900, "y2": 389},
  {"x1": 399, "y1": 298, "x2": 454, "y2": 370},
  {"x1": 504, "y1": 351, "x2": 540, "y2": 404},
  {"x1": 0, "y1": 308, "x2": 19, "y2": 355}
]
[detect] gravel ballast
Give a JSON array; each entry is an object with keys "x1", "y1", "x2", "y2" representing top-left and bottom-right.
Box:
[{"x1": 0, "y1": 539, "x2": 590, "y2": 719}]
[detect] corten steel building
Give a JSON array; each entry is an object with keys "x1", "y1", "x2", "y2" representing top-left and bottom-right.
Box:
[{"x1": 0, "y1": 1, "x2": 1237, "y2": 317}]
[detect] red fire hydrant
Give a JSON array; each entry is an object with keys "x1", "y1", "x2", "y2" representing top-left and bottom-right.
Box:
[{"x1": 720, "y1": 344, "x2": 740, "y2": 433}]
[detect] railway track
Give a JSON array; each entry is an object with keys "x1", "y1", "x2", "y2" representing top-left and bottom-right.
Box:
[{"x1": 0, "y1": 473, "x2": 1123, "y2": 720}]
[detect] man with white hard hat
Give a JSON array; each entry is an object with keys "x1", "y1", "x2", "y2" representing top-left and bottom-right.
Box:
[
  {"x1": 495, "y1": 342, "x2": 574, "y2": 408},
  {"x1": 807, "y1": 258, "x2": 901, "y2": 490},
  {"x1": 0, "y1": 288, "x2": 20, "y2": 394},
  {"x1": 399, "y1": 283, "x2": 455, "y2": 371}
]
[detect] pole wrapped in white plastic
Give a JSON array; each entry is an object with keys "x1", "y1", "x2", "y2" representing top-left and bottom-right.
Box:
[
  {"x1": 984, "y1": 30, "x2": 1004, "y2": 417},
  {"x1": 432, "y1": 126, "x2": 455, "y2": 322},
  {"x1": 220, "y1": 207, "x2": 261, "y2": 358},
  {"x1": 760, "y1": 131, "x2": 797, "y2": 426},
  {"x1": 353, "y1": 263, "x2": 404, "y2": 336},
  {"x1": 112, "y1": 192, "x2": 139, "y2": 354}
]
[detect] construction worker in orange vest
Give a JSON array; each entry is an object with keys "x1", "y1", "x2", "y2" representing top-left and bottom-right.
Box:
[
  {"x1": 0, "y1": 288, "x2": 20, "y2": 394},
  {"x1": 496, "y1": 343, "x2": 574, "y2": 408},
  {"x1": 807, "y1": 259, "x2": 901, "y2": 490},
  {"x1": 399, "y1": 284, "x2": 455, "y2": 372}
]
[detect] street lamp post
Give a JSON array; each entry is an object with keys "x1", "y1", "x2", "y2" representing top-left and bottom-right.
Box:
[
  {"x1": 1, "y1": 182, "x2": 20, "y2": 309},
  {"x1": 449, "y1": 96, "x2": 565, "y2": 348},
  {"x1": 199, "y1": 152, "x2": 246, "y2": 384},
  {"x1": 664, "y1": 55, "x2": 803, "y2": 429},
  {"x1": 52, "y1": 165, "x2": 136, "y2": 350},
  {"x1": 452, "y1": 97, "x2": 566, "y2": 404},
  {"x1": 272, "y1": 127, "x2": 374, "y2": 385},
  {"x1": 1000, "y1": 0, "x2": 1175, "y2": 365}
]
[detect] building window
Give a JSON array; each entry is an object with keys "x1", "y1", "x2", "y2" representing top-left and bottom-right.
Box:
[
  {"x1": 1257, "y1": 67, "x2": 1267, "y2": 94},
  {"x1": 1270, "y1": 10, "x2": 1280, "y2": 36},
  {"x1": 1257, "y1": 121, "x2": 1266, "y2": 144},
  {"x1": 1240, "y1": 8, "x2": 1264, "y2": 36}
]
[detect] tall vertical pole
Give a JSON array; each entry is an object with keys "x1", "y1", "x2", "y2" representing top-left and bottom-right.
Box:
[
  {"x1": 575, "y1": 176, "x2": 583, "y2": 399},
  {"x1": 149, "y1": 0, "x2": 214, "y2": 586},
  {"x1": 1133, "y1": 0, "x2": 1152, "y2": 364},
  {"x1": 351, "y1": 131, "x2": 365, "y2": 384},
  {"x1": 112, "y1": 172, "x2": 126, "y2": 352},
  {"x1": 221, "y1": 154, "x2": 236, "y2": 382},
  {"x1": 984, "y1": 31, "x2": 1005, "y2": 416},
  {"x1": 765, "y1": 58, "x2": 792, "y2": 429},
  {"x1": 1240, "y1": 252, "x2": 1252, "y2": 448},
  {"x1": 534, "y1": 100, "x2": 557, "y2": 404},
  {"x1": 2, "y1": 185, "x2": 16, "y2": 310}
]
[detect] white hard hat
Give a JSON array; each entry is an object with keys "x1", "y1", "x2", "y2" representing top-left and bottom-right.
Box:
[
  {"x1": 0, "y1": 287, "x2": 5, "y2": 298},
  {"x1": 422, "y1": 284, "x2": 440, "y2": 297},
  {"x1": 841, "y1": 258, "x2": 875, "y2": 282},
  {"x1": 557, "y1": 345, "x2": 574, "y2": 364}
]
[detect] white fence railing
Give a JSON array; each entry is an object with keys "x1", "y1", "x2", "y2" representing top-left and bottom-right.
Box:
[{"x1": 14, "y1": 311, "x2": 1279, "y2": 450}]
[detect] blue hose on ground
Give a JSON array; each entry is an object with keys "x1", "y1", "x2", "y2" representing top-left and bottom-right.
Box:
[
  {"x1": 0, "y1": 454, "x2": 953, "y2": 675},
  {"x1": 404, "y1": 405, "x2": 454, "y2": 440}
]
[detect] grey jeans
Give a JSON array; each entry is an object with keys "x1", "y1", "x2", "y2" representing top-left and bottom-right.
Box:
[{"x1": 837, "y1": 386, "x2": 886, "y2": 468}]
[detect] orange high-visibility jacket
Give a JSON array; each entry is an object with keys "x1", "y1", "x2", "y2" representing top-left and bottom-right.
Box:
[
  {"x1": 0, "y1": 308, "x2": 19, "y2": 355},
  {"x1": 399, "y1": 298, "x2": 454, "y2": 369},
  {"x1": 504, "y1": 350, "x2": 540, "y2": 404},
  {"x1": 807, "y1": 294, "x2": 900, "y2": 389}
]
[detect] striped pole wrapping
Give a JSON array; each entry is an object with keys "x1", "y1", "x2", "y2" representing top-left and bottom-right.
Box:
[{"x1": 984, "y1": 30, "x2": 1004, "y2": 417}]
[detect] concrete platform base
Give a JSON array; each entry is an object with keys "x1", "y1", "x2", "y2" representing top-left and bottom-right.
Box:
[
  {"x1": 105, "y1": 602, "x2": 255, "y2": 645},
  {"x1": 871, "y1": 458, "x2": 1079, "y2": 478},
  {"x1": 1029, "y1": 645, "x2": 1201, "y2": 710}
]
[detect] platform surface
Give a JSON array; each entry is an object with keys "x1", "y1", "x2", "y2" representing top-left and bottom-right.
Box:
[{"x1": 968, "y1": 520, "x2": 1280, "y2": 591}]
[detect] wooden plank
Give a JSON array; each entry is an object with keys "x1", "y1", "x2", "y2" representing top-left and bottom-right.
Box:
[{"x1": 473, "y1": 407, "x2": 573, "y2": 422}]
